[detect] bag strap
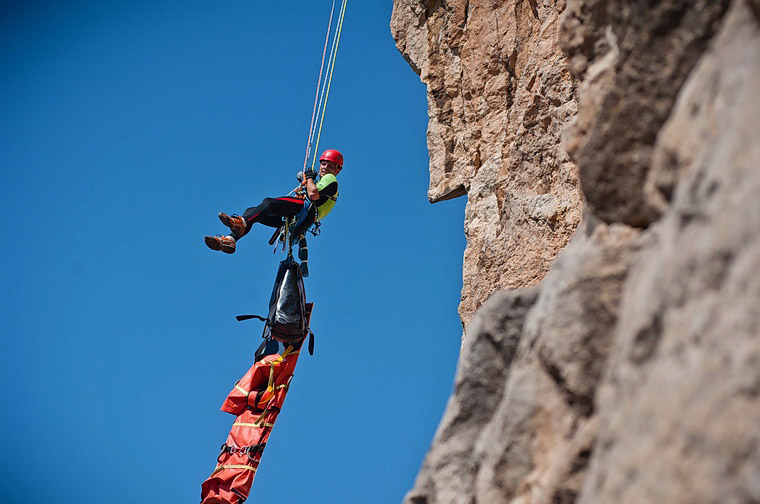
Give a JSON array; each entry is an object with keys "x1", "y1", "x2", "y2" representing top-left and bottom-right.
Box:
[
  {"x1": 307, "y1": 330, "x2": 315, "y2": 355},
  {"x1": 236, "y1": 314, "x2": 268, "y2": 322}
]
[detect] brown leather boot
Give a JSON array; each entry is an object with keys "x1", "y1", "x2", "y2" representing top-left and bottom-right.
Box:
[
  {"x1": 204, "y1": 235, "x2": 236, "y2": 254},
  {"x1": 218, "y1": 213, "x2": 247, "y2": 236}
]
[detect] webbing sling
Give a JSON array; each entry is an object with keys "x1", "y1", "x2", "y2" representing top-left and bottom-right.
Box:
[
  {"x1": 211, "y1": 465, "x2": 257, "y2": 476},
  {"x1": 231, "y1": 346, "x2": 297, "y2": 412},
  {"x1": 252, "y1": 346, "x2": 296, "y2": 426}
]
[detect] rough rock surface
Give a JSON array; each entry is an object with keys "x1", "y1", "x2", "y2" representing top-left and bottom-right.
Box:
[
  {"x1": 393, "y1": 0, "x2": 760, "y2": 503},
  {"x1": 406, "y1": 286, "x2": 540, "y2": 504},
  {"x1": 581, "y1": 3, "x2": 760, "y2": 501},
  {"x1": 391, "y1": 0, "x2": 583, "y2": 325},
  {"x1": 560, "y1": 0, "x2": 731, "y2": 226},
  {"x1": 406, "y1": 217, "x2": 638, "y2": 504}
]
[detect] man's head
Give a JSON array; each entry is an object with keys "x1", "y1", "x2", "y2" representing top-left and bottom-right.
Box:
[{"x1": 319, "y1": 149, "x2": 343, "y2": 177}]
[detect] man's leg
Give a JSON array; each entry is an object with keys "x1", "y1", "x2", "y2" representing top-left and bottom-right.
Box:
[
  {"x1": 207, "y1": 196, "x2": 305, "y2": 254},
  {"x1": 234, "y1": 197, "x2": 305, "y2": 240}
]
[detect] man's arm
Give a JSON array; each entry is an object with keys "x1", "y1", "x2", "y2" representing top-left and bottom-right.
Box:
[
  {"x1": 299, "y1": 168, "x2": 320, "y2": 200},
  {"x1": 302, "y1": 172, "x2": 338, "y2": 202},
  {"x1": 304, "y1": 177, "x2": 320, "y2": 201}
]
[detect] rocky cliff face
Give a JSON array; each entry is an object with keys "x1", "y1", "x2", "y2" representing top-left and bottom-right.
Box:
[
  {"x1": 392, "y1": 1, "x2": 760, "y2": 503},
  {"x1": 391, "y1": 0, "x2": 583, "y2": 324}
]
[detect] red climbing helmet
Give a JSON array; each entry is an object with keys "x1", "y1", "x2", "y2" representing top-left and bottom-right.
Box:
[{"x1": 319, "y1": 149, "x2": 343, "y2": 168}]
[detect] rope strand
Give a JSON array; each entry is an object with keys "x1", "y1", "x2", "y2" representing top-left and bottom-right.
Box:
[
  {"x1": 310, "y1": 0, "x2": 348, "y2": 172},
  {"x1": 302, "y1": 0, "x2": 337, "y2": 173},
  {"x1": 309, "y1": 0, "x2": 344, "y2": 166},
  {"x1": 308, "y1": 10, "x2": 339, "y2": 165}
]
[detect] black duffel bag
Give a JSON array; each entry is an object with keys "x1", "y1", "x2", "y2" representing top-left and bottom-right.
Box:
[{"x1": 265, "y1": 256, "x2": 307, "y2": 343}]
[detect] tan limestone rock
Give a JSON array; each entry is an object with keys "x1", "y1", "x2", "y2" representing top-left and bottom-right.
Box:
[
  {"x1": 391, "y1": 0, "x2": 583, "y2": 326},
  {"x1": 393, "y1": 0, "x2": 760, "y2": 503}
]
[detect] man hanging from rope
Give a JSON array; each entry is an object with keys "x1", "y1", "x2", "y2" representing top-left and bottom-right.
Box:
[{"x1": 204, "y1": 149, "x2": 342, "y2": 254}]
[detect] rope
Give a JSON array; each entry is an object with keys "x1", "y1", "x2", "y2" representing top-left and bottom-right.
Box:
[
  {"x1": 310, "y1": 0, "x2": 348, "y2": 172},
  {"x1": 308, "y1": 16, "x2": 338, "y2": 166},
  {"x1": 306, "y1": 1, "x2": 345, "y2": 171},
  {"x1": 302, "y1": 0, "x2": 337, "y2": 174},
  {"x1": 287, "y1": 0, "x2": 347, "y2": 250}
]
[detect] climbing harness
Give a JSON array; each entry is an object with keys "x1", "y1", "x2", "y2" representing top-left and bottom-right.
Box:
[{"x1": 266, "y1": 198, "x2": 321, "y2": 277}]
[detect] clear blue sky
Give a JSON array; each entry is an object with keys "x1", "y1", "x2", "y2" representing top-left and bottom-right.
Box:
[{"x1": 1, "y1": 1, "x2": 467, "y2": 503}]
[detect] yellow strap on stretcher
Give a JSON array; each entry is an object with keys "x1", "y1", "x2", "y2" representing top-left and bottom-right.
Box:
[{"x1": 212, "y1": 464, "x2": 257, "y2": 475}]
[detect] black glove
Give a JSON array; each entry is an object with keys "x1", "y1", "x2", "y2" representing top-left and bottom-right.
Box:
[{"x1": 304, "y1": 168, "x2": 317, "y2": 180}]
